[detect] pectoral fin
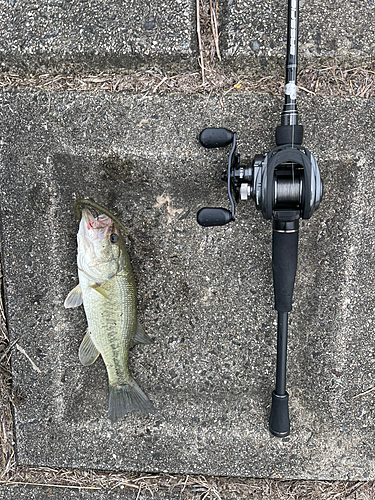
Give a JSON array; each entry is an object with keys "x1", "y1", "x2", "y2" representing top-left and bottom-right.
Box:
[
  {"x1": 79, "y1": 333, "x2": 100, "y2": 366},
  {"x1": 89, "y1": 284, "x2": 109, "y2": 299},
  {"x1": 131, "y1": 321, "x2": 153, "y2": 348},
  {"x1": 64, "y1": 284, "x2": 83, "y2": 308}
]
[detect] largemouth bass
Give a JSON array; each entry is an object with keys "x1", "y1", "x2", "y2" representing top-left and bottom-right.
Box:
[{"x1": 64, "y1": 206, "x2": 154, "y2": 421}]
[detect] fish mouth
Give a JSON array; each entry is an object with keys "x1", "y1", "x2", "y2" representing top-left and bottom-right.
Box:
[
  {"x1": 81, "y1": 209, "x2": 114, "y2": 236},
  {"x1": 78, "y1": 210, "x2": 114, "y2": 266},
  {"x1": 82, "y1": 208, "x2": 111, "y2": 227},
  {"x1": 77, "y1": 208, "x2": 120, "y2": 281},
  {"x1": 81, "y1": 208, "x2": 96, "y2": 223}
]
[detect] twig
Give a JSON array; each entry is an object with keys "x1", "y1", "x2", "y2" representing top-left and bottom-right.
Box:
[
  {"x1": 353, "y1": 386, "x2": 375, "y2": 399},
  {"x1": 153, "y1": 76, "x2": 168, "y2": 93},
  {"x1": 0, "y1": 480, "x2": 101, "y2": 490},
  {"x1": 360, "y1": 82, "x2": 373, "y2": 98},
  {"x1": 345, "y1": 66, "x2": 375, "y2": 75},
  {"x1": 298, "y1": 85, "x2": 316, "y2": 95},
  {"x1": 345, "y1": 482, "x2": 365, "y2": 498},
  {"x1": 0, "y1": 365, "x2": 11, "y2": 376},
  {"x1": 0, "y1": 338, "x2": 19, "y2": 363},
  {"x1": 133, "y1": 475, "x2": 160, "y2": 482},
  {"x1": 196, "y1": 0, "x2": 206, "y2": 84},
  {"x1": 16, "y1": 345, "x2": 41, "y2": 373},
  {"x1": 213, "y1": 487, "x2": 223, "y2": 500},
  {"x1": 1, "y1": 421, "x2": 6, "y2": 469},
  {"x1": 0, "y1": 301, "x2": 6, "y2": 324},
  {"x1": 319, "y1": 66, "x2": 336, "y2": 72},
  {"x1": 202, "y1": 487, "x2": 212, "y2": 500},
  {"x1": 223, "y1": 80, "x2": 242, "y2": 96},
  {"x1": 181, "y1": 475, "x2": 189, "y2": 493},
  {"x1": 0, "y1": 451, "x2": 15, "y2": 478},
  {"x1": 210, "y1": 0, "x2": 221, "y2": 61},
  {"x1": 110, "y1": 481, "x2": 139, "y2": 491}
]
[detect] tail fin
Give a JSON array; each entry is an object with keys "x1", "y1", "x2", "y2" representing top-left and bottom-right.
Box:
[{"x1": 108, "y1": 378, "x2": 155, "y2": 422}]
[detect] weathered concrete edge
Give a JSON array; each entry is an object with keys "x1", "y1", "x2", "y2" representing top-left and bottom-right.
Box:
[
  {"x1": 0, "y1": 484, "x2": 174, "y2": 500},
  {"x1": 0, "y1": 51, "x2": 199, "y2": 77}
]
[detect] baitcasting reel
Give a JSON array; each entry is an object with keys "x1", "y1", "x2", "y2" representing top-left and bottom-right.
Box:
[
  {"x1": 197, "y1": 0, "x2": 323, "y2": 437},
  {"x1": 197, "y1": 128, "x2": 322, "y2": 226}
]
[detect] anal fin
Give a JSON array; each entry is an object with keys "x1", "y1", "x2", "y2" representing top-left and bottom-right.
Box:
[{"x1": 131, "y1": 321, "x2": 153, "y2": 348}]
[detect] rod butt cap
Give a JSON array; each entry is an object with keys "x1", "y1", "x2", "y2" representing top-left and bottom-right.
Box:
[{"x1": 269, "y1": 391, "x2": 290, "y2": 437}]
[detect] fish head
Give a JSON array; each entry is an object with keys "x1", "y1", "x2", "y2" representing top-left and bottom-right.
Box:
[{"x1": 77, "y1": 208, "x2": 127, "y2": 282}]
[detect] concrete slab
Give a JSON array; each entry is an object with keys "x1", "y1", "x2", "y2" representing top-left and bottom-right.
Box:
[
  {"x1": 0, "y1": 90, "x2": 375, "y2": 480},
  {"x1": 0, "y1": 0, "x2": 196, "y2": 74},
  {"x1": 221, "y1": 0, "x2": 375, "y2": 74}
]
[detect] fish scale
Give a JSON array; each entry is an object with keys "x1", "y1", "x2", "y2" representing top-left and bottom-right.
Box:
[{"x1": 80, "y1": 270, "x2": 135, "y2": 386}]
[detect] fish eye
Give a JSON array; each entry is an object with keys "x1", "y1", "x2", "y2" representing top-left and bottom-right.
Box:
[{"x1": 110, "y1": 233, "x2": 118, "y2": 244}]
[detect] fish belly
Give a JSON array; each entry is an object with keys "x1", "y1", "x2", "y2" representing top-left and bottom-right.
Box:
[{"x1": 80, "y1": 271, "x2": 136, "y2": 386}]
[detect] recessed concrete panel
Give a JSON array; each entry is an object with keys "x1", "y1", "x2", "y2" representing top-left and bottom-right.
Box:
[{"x1": 0, "y1": 91, "x2": 375, "y2": 479}]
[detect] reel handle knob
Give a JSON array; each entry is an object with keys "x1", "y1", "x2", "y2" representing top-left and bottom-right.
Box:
[
  {"x1": 199, "y1": 128, "x2": 234, "y2": 148},
  {"x1": 197, "y1": 207, "x2": 233, "y2": 227}
]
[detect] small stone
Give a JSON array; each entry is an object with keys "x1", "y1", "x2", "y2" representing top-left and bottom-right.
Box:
[
  {"x1": 144, "y1": 20, "x2": 156, "y2": 30},
  {"x1": 250, "y1": 40, "x2": 260, "y2": 52}
]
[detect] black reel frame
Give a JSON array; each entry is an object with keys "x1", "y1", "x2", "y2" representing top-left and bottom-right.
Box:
[{"x1": 197, "y1": 0, "x2": 323, "y2": 437}]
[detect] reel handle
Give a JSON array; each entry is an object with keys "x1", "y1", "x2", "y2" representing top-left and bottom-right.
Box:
[
  {"x1": 197, "y1": 128, "x2": 237, "y2": 227},
  {"x1": 199, "y1": 128, "x2": 234, "y2": 148},
  {"x1": 197, "y1": 207, "x2": 233, "y2": 227}
]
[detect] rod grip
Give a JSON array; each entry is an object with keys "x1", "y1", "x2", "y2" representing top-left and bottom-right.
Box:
[
  {"x1": 269, "y1": 391, "x2": 290, "y2": 437},
  {"x1": 275, "y1": 125, "x2": 303, "y2": 146},
  {"x1": 272, "y1": 229, "x2": 298, "y2": 312}
]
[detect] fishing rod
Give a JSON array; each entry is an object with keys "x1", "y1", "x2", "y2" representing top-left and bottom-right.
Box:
[{"x1": 196, "y1": 0, "x2": 323, "y2": 436}]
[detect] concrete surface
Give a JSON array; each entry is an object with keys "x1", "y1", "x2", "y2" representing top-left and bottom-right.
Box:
[
  {"x1": 221, "y1": 0, "x2": 375, "y2": 74},
  {"x1": 2, "y1": 0, "x2": 374, "y2": 76},
  {"x1": 0, "y1": 90, "x2": 375, "y2": 480},
  {"x1": 0, "y1": 484, "x2": 173, "y2": 500},
  {"x1": 0, "y1": 0, "x2": 196, "y2": 74}
]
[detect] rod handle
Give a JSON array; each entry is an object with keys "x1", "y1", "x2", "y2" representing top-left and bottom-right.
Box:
[
  {"x1": 269, "y1": 391, "x2": 290, "y2": 437},
  {"x1": 272, "y1": 217, "x2": 299, "y2": 312},
  {"x1": 275, "y1": 125, "x2": 303, "y2": 146}
]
